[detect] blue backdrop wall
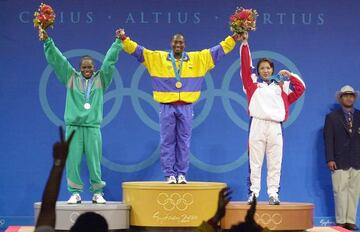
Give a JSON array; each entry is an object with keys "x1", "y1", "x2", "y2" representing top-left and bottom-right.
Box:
[{"x1": 1, "y1": 0, "x2": 360, "y2": 229}]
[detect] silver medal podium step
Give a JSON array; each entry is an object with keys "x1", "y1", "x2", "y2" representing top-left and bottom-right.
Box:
[{"x1": 34, "y1": 201, "x2": 130, "y2": 231}]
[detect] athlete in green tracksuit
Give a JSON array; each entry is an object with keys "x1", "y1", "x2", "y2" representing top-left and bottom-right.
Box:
[{"x1": 40, "y1": 29, "x2": 123, "y2": 204}]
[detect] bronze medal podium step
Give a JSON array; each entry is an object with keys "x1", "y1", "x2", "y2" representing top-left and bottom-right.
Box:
[{"x1": 221, "y1": 201, "x2": 314, "y2": 231}]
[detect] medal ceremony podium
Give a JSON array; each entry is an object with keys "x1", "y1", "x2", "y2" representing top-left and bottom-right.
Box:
[
  {"x1": 33, "y1": 181, "x2": 314, "y2": 231},
  {"x1": 34, "y1": 202, "x2": 130, "y2": 231},
  {"x1": 222, "y1": 202, "x2": 314, "y2": 231},
  {"x1": 122, "y1": 181, "x2": 226, "y2": 231}
]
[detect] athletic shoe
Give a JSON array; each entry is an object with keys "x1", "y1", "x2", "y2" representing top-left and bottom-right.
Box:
[
  {"x1": 167, "y1": 175, "x2": 177, "y2": 184},
  {"x1": 67, "y1": 193, "x2": 81, "y2": 204},
  {"x1": 177, "y1": 175, "x2": 187, "y2": 184},
  {"x1": 92, "y1": 193, "x2": 106, "y2": 204},
  {"x1": 269, "y1": 195, "x2": 280, "y2": 205}
]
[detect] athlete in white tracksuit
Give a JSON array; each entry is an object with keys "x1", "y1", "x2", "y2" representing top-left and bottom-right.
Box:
[{"x1": 240, "y1": 33, "x2": 305, "y2": 204}]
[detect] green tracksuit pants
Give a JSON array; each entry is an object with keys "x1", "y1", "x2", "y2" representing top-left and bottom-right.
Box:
[{"x1": 65, "y1": 126, "x2": 105, "y2": 194}]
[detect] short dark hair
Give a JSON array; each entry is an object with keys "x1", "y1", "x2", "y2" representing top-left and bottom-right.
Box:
[
  {"x1": 79, "y1": 55, "x2": 94, "y2": 67},
  {"x1": 256, "y1": 58, "x2": 274, "y2": 76},
  {"x1": 171, "y1": 33, "x2": 186, "y2": 42}
]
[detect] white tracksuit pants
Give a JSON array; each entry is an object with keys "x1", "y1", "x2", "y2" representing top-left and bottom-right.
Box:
[{"x1": 248, "y1": 117, "x2": 283, "y2": 197}]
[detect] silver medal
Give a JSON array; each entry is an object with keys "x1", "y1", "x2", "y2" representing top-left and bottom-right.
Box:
[{"x1": 84, "y1": 103, "x2": 91, "y2": 110}]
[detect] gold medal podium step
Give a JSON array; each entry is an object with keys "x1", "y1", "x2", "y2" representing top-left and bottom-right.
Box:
[
  {"x1": 122, "y1": 181, "x2": 226, "y2": 227},
  {"x1": 221, "y1": 201, "x2": 314, "y2": 231}
]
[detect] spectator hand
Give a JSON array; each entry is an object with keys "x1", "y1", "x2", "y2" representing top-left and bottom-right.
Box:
[
  {"x1": 245, "y1": 195, "x2": 257, "y2": 223},
  {"x1": 212, "y1": 187, "x2": 232, "y2": 223},
  {"x1": 53, "y1": 127, "x2": 75, "y2": 167}
]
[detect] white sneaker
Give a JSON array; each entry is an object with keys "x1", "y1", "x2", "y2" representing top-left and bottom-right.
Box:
[
  {"x1": 269, "y1": 195, "x2": 280, "y2": 205},
  {"x1": 247, "y1": 192, "x2": 256, "y2": 205},
  {"x1": 67, "y1": 193, "x2": 81, "y2": 204},
  {"x1": 177, "y1": 175, "x2": 187, "y2": 184},
  {"x1": 166, "y1": 175, "x2": 177, "y2": 184},
  {"x1": 92, "y1": 193, "x2": 106, "y2": 204}
]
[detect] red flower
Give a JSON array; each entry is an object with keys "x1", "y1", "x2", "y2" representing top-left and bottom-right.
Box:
[
  {"x1": 41, "y1": 5, "x2": 53, "y2": 15},
  {"x1": 228, "y1": 7, "x2": 258, "y2": 35},
  {"x1": 37, "y1": 14, "x2": 46, "y2": 23},
  {"x1": 239, "y1": 10, "x2": 251, "y2": 20},
  {"x1": 229, "y1": 15, "x2": 237, "y2": 22}
]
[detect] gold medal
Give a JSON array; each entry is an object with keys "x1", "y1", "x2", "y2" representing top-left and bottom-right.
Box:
[{"x1": 175, "y1": 81, "x2": 182, "y2": 89}]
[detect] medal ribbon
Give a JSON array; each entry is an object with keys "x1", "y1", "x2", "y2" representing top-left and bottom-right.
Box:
[
  {"x1": 268, "y1": 73, "x2": 287, "y2": 84},
  {"x1": 170, "y1": 51, "x2": 185, "y2": 83},
  {"x1": 82, "y1": 76, "x2": 94, "y2": 104}
]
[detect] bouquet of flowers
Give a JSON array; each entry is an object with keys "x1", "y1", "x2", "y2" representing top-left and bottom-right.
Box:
[
  {"x1": 33, "y1": 3, "x2": 55, "y2": 40},
  {"x1": 229, "y1": 7, "x2": 258, "y2": 35}
]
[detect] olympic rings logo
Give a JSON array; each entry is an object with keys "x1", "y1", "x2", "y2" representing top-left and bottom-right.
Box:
[
  {"x1": 255, "y1": 213, "x2": 283, "y2": 230},
  {"x1": 39, "y1": 49, "x2": 305, "y2": 173},
  {"x1": 69, "y1": 212, "x2": 80, "y2": 223},
  {"x1": 156, "y1": 193, "x2": 194, "y2": 211},
  {"x1": 0, "y1": 218, "x2": 5, "y2": 227}
]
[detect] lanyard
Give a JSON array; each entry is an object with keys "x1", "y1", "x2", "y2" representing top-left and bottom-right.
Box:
[
  {"x1": 268, "y1": 74, "x2": 285, "y2": 84},
  {"x1": 82, "y1": 77, "x2": 94, "y2": 103},
  {"x1": 170, "y1": 51, "x2": 185, "y2": 82}
]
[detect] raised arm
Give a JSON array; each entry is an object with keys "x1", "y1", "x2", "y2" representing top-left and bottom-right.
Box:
[
  {"x1": 35, "y1": 127, "x2": 75, "y2": 230},
  {"x1": 41, "y1": 30, "x2": 76, "y2": 85},
  {"x1": 99, "y1": 30, "x2": 123, "y2": 89},
  {"x1": 195, "y1": 187, "x2": 232, "y2": 232},
  {"x1": 117, "y1": 28, "x2": 153, "y2": 68},
  {"x1": 202, "y1": 35, "x2": 237, "y2": 70},
  {"x1": 240, "y1": 32, "x2": 257, "y2": 97}
]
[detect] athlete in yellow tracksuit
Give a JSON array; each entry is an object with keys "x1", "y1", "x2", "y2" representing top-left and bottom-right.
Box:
[{"x1": 119, "y1": 29, "x2": 236, "y2": 183}]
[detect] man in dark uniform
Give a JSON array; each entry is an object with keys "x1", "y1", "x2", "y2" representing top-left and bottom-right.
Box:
[{"x1": 324, "y1": 85, "x2": 360, "y2": 231}]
